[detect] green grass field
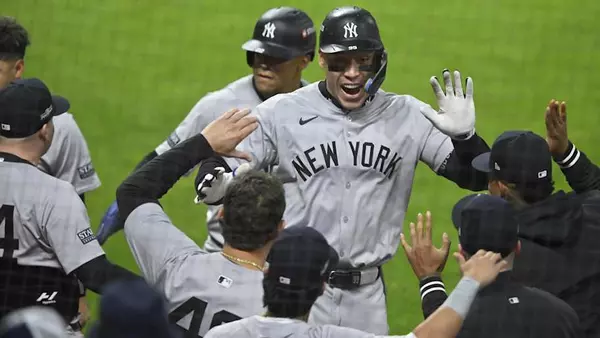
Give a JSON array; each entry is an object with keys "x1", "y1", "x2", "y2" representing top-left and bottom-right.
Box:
[{"x1": 3, "y1": 0, "x2": 600, "y2": 334}]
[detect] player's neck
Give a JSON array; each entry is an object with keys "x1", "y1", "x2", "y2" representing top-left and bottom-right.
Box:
[
  {"x1": 221, "y1": 245, "x2": 268, "y2": 271},
  {"x1": 0, "y1": 144, "x2": 41, "y2": 165}
]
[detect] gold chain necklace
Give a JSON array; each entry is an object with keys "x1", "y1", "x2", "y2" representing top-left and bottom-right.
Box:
[{"x1": 221, "y1": 252, "x2": 265, "y2": 271}]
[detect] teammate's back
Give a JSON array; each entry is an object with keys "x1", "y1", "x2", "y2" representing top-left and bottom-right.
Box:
[
  {"x1": 158, "y1": 246, "x2": 265, "y2": 335},
  {"x1": 114, "y1": 115, "x2": 284, "y2": 337}
]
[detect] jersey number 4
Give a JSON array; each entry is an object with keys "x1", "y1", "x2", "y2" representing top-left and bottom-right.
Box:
[
  {"x1": 0, "y1": 204, "x2": 19, "y2": 262},
  {"x1": 169, "y1": 297, "x2": 241, "y2": 338}
]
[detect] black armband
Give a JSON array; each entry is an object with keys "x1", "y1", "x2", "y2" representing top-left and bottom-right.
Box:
[
  {"x1": 419, "y1": 275, "x2": 448, "y2": 319},
  {"x1": 438, "y1": 133, "x2": 490, "y2": 191},
  {"x1": 554, "y1": 142, "x2": 600, "y2": 193},
  {"x1": 74, "y1": 256, "x2": 141, "y2": 294},
  {"x1": 117, "y1": 134, "x2": 215, "y2": 220}
]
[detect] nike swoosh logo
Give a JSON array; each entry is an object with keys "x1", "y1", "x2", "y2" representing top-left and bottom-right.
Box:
[{"x1": 299, "y1": 116, "x2": 318, "y2": 125}]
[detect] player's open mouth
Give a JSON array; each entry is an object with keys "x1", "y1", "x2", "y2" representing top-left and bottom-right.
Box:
[{"x1": 341, "y1": 84, "x2": 362, "y2": 96}]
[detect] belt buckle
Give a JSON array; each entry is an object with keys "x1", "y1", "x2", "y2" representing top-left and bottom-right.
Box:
[{"x1": 328, "y1": 270, "x2": 361, "y2": 290}]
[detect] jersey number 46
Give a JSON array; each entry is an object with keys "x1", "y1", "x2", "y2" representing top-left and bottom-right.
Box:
[{"x1": 169, "y1": 297, "x2": 241, "y2": 338}]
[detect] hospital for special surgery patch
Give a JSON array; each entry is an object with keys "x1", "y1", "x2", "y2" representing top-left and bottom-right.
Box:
[
  {"x1": 77, "y1": 162, "x2": 96, "y2": 179},
  {"x1": 167, "y1": 132, "x2": 181, "y2": 148},
  {"x1": 77, "y1": 228, "x2": 96, "y2": 244}
]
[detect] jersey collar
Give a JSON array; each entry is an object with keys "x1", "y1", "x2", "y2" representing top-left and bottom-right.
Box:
[
  {"x1": 317, "y1": 81, "x2": 375, "y2": 115},
  {"x1": 0, "y1": 152, "x2": 35, "y2": 166}
]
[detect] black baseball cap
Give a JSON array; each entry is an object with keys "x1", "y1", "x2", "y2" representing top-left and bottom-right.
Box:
[
  {"x1": 471, "y1": 130, "x2": 552, "y2": 185},
  {"x1": 0, "y1": 78, "x2": 70, "y2": 138},
  {"x1": 452, "y1": 193, "x2": 519, "y2": 258},
  {"x1": 266, "y1": 226, "x2": 339, "y2": 290}
]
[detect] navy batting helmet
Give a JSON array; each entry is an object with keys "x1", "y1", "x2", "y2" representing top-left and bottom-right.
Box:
[
  {"x1": 319, "y1": 7, "x2": 387, "y2": 95},
  {"x1": 243, "y1": 7, "x2": 316, "y2": 67}
]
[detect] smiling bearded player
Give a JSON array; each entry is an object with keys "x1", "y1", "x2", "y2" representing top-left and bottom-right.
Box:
[{"x1": 193, "y1": 6, "x2": 491, "y2": 335}]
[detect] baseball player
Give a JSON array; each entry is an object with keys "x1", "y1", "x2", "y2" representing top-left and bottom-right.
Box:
[
  {"x1": 96, "y1": 6, "x2": 317, "y2": 249},
  {"x1": 204, "y1": 224, "x2": 507, "y2": 338},
  {"x1": 0, "y1": 78, "x2": 140, "y2": 336},
  {"x1": 0, "y1": 16, "x2": 101, "y2": 331},
  {"x1": 194, "y1": 6, "x2": 492, "y2": 334},
  {"x1": 115, "y1": 108, "x2": 292, "y2": 337}
]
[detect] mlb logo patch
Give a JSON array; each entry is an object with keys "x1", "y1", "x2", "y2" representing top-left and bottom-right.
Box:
[
  {"x1": 1, "y1": 123, "x2": 10, "y2": 131},
  {"x1": 78, "y1": 163, "x2": 96, "y2": 179},
  {"x1": 217, "y1": 275, "x2": 233, "y2": 288},
  {"x1": 77, "y1": 228, "x2": 96, "y2": 244},
  {"x1": 508, "y1": 297, "x2": 520, "y2": 304},
  {"x1": 167, "y1": 132, "x2": 181, "y2": 148}
]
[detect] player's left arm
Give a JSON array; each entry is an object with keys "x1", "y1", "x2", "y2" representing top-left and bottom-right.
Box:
[
  {"x1": 47, "y1": 114, "x2": 101, "y2": 197},
  {"x1": 419, "y1": 70, "x2": 489, "y2": 191}
]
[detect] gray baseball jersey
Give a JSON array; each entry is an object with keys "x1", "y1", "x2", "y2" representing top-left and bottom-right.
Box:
[
  {"x1": 224, "y1": 82, "x2": 453, "y2": 268},
  {"x1": 124, "y1": 202, "x2": 265, "y2": 337},
  {"x1": 155, "y1": 75, "x2": 306, "y2": 252},
  {"x1": 205, "y1": 316, "x2": 416, "y2": 338},
  {"x1": 0, "y1": 153, "x2": 105, "y2": 273},
  {"x1": 39, "y1": 113, "x2": 101, "y2": 195}
]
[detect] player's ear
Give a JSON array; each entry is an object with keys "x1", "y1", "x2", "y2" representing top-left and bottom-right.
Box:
[
  {"x1": 318, "y1": 52, "x2": 327, "y2": 70},
  {"x1": 38, "y1": 122, "x2": 53, "y2": 144},
  {"x1": 14, "y1": 59, "x2": 25, "y2": 79},
  {"x1": 298, "y1": 55, "x2": 310, "y2": 71},
  {"x1": 515, "y1": 240, "x2": 521, "y2": 255}
]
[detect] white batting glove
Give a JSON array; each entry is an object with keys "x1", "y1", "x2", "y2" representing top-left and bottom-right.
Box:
[
  {"x1": 194, "y1": 163, "x2": 252, "y2": 205},
  {"x1": 420, "y1": 69, "x2": 476, "y2": 140}
]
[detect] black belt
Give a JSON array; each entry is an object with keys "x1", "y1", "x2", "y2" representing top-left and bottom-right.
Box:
[{"x1": 327, "y1": 266, "x2": 381, "y2": 290}]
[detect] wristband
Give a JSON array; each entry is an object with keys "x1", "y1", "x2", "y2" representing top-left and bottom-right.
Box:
[{"x1": 441, "y1": 276, "x2": 480, "y2": 319}]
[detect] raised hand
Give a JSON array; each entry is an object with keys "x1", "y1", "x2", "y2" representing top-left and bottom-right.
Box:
[
  {"x1": 201, "y1": 108, "x2": 258, "y2": 161},
  {"x1": 401, "y1": 211, "x2": 451, "y2": 280},
  {"x1": 420, "y1": 69, "x2": 476, "y2": 140},
  {"x1": 544, "y1": 99, "x2": 569, "y2": 157},
  {"x1": 454, "y1": 249, "x2": 507, "y2": 287}
]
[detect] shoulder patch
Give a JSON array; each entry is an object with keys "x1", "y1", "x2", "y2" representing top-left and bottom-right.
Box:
[
  {"x1": 77, "y1": 228, "x2": 96, "y2": 244},
  {"x1": 167, "y1": 132, "x2": 181, "y2": 148},
  {"x1": 217, "y1": 275, "x2": 233, "y2": 289},
  {"x1": 78, "y1": 162, "x2": 96, "y2": 179}
]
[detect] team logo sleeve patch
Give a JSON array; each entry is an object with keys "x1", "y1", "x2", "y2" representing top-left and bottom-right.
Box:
[
  {"x1": 77, "y1": 228, "x2": 96, "y2": 244},
  {"x1": 77, "y1": 162, "x2": 96, "y2": 179}
]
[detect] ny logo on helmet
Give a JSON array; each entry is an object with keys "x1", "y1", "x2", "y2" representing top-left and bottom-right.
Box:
[
  {"x1": 262, "y1": 22, "x2": 276, "y2": 39},
  {"x1": 343, "y1": 22, "x2": 358, "y2": 39}
]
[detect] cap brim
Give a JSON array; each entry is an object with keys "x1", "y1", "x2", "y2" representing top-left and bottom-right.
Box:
[
  {"x1": 471, "y1": 152, "x2": 492, "y2": 172},
  {"x1": 51, "y1": 95, "x2": 70, "y2": 116},
  {"x1": 242, "y1": 39, "x2": 302, "y2": 60},
  {"x1": 451, "y1": 194, "x2": 482, "y2": 230}
]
